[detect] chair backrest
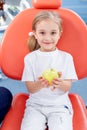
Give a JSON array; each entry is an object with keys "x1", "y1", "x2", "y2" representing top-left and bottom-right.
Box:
[{"x1": 0, "y1": 0, "x2": 87, "y2": 80}]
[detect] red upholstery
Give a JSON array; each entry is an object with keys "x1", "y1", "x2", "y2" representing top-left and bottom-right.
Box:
[
  {"x1": 0, "y1": 0, "x2": 87, "y2": 130},
  {"x1": 1, "y1": 0, "x2": 87, "y2": 79},
  {"x1": 32, "y1": 0, "x2": 62, "y2": 9},
  {"x1": 0, "y1": 93, "x2": 28, "y2": 130},
  {"x1": 69, "y1": 94, "x2": 87, "y2": 130},
  {"x1": 0, "y1": 93, "x2": 87, "y2": 130}
]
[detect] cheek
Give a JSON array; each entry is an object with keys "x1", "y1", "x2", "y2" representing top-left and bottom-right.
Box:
[
  {"x1": 36, "y1": 38, "x2": 42, "y2": 45},
  {"x1": 56, "y1": 35, "x2": 60, "y2": 41},
  {"x1": 54, "y1": 37, "x2": 60, "y2": 42},
  {"x1": 37, "y1": 37, "x2": 43, "y2": 43}
]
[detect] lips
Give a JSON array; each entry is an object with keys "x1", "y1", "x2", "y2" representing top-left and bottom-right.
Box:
[{"x1": 43, "y1": 42, "x2": 52, "y2": 44}]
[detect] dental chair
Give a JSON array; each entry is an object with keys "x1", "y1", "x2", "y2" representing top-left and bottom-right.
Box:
[{"x1": 0, "y1": 0, "x2": 87, "y2": 130}]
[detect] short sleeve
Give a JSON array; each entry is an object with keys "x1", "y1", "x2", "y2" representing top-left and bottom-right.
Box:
[
  {"x1": 63, "y1": 54, "x2": 78, "y2": 80},
  {"x1": 21, "y1": 56, "x2": 34, "y2": 81}
]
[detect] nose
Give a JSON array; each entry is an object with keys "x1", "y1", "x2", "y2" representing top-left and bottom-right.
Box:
[{"x1": 44, "y1": 34, "x2": 51, "y2": 41}]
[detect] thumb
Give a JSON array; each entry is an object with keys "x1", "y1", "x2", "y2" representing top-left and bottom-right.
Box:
[{"x1": 58, "y1": 72, "x2": 62, "y2": 78}]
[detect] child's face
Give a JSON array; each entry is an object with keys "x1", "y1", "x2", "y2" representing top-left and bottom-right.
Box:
[{"x1": 34, "y1": 19, "x2": 61, "y2": 52}]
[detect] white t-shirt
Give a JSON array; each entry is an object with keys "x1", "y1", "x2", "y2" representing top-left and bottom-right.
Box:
[{"x1": 22, "y1": 48, "x2": 78, "y2": 107}]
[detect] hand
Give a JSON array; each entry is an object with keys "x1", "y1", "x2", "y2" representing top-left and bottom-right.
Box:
[
  {"x1": 52, "y1": 77, "x2": 63, "y2": 90},
  {"x1": 38, "y1": 76, "x2": 49, "y2": 88},
  {"x1": 51, "y1": 72, "x2": 62, "y2": 91}
]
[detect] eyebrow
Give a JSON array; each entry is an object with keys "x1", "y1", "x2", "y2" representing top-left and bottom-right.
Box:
[{"x1": 38, "y1": 29, "x2": 58, "y2": 31}]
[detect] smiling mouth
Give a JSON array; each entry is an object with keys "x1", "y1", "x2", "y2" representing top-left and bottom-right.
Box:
[{"x1": 43, "y1": 42, "x2": 52, "y2": 44}]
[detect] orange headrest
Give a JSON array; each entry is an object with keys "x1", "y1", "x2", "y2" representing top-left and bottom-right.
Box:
[{"x1": 32, "y1": 0, "x2": 62, "y2": 9}]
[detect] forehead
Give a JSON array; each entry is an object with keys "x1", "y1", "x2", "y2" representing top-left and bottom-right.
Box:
[{"x1": 35, "y1": 19, "x2": 59, "y2": 30}]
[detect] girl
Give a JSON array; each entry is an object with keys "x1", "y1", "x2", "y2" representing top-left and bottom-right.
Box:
[{"x1": 21, "y1": 11, "x2": 78, "y2": 130}]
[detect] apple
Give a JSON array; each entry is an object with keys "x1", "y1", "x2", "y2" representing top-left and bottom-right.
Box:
[{"x1": 42, "y1": 68, "x2": 59, "y2": 84}]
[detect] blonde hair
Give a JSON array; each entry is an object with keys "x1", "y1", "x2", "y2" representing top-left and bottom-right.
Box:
[{"x1": 28, "y1": 10, "x2": 63, "y2": 51}]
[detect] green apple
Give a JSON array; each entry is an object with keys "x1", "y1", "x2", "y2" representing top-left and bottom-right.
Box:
[{"x1": 42, "y1": 68, "x2": 59, "y2": 84}]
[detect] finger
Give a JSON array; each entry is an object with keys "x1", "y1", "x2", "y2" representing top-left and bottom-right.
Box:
[
  {"x1": 58, "y1": 72, "x2": 62, "y2": 78},
  {"x1": 38, "y1": 76, "x2": 43, "y2": 80}
]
